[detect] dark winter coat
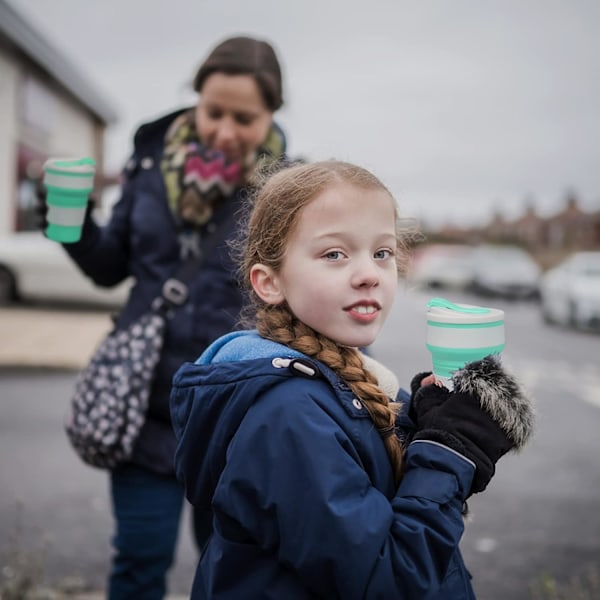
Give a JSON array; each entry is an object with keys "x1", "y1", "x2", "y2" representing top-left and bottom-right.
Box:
[
  {"x1": 170, "y1": 331, "x2": 477, "y2": 599},
  {"x1": 64, "y1": 109, "x2": 285, "y2": 474}
]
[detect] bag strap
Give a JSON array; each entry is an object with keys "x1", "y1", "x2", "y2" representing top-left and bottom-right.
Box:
[{"x1": 153, "y1": 213, "x2": 236, "y2": 314}]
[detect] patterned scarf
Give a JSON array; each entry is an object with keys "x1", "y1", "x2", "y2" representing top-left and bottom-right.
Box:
[{"x1": 161, "y1": 109, "x2": 285, "y2": 226}]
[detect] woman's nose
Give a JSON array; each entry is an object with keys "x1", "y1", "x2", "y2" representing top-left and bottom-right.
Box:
[{"x1": 214, "y1": 119, "x2": 236, "y2": 145}]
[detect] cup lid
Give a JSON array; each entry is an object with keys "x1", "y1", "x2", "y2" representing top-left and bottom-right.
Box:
[
  {"x1": 44, "y1": 157, "x2": 96, "y2": 174},
  {"x1": 426, "y1": 297, "x2": 504, "y2": 324}
]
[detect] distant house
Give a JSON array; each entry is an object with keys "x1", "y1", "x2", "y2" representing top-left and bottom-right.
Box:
[
  {"x1": 0, "y1": 0, "x2": 117, "y2": 235},
  {"x1": 544, "y1": 195, "x2": 597, "y2": 251},
  {"x1": 425, "y1": 193, "x2": 600, "y2": 270}
]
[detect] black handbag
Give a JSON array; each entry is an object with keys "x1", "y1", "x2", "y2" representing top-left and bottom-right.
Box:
[{"x1": 64, "y1": 243, "x2": 215, "y2": 469}]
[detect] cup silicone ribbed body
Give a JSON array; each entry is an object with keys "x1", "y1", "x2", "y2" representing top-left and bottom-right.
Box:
[
  {"x1": 43, "y1": 158, "x2": 96, "y2": 243},
  {"x1": 426, "y1": 297, "x2": 505, "y2": 381}
]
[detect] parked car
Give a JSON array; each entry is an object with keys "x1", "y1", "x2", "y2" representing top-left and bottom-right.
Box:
[
  {"x1": 469, "y1": 245, "x2": 541, "y2": 300},
  {"x1": 539, "y1": 251, "x2": 600, "y2": 330},
  {"x1": 0, "y1": 232, "x2": 131, "y2": 308},
  {"x1": 407, "y1": 244, "x2": 474, "y2": 291}
]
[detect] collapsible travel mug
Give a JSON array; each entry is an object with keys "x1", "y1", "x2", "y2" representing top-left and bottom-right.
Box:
[
  {"x1": 43, "y1": 157, "x2": 96, "y2": 243},
  {"x1": 426, "y1": 297, "x2": 505, "y2": 389}
]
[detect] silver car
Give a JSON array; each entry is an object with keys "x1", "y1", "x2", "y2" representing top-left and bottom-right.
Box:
[
  {"x1": 540, "y1": 251, "x2": 600, "y2": 330},
  {"x1": 469, "y1": 245, "x2": 541, "y2": 300}
]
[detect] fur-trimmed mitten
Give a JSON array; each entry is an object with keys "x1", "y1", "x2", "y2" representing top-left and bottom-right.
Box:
[{"x1": 412, "y1": 355, "x2": 534, "y2": 495}]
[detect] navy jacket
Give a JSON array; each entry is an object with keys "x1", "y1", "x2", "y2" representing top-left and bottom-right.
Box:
[
  {"x1": 171, "y1": 331, "x2": 477, "y2": 599},
  {"x1": 64, "y1": 109, "x2": 280, "y2": 473}
]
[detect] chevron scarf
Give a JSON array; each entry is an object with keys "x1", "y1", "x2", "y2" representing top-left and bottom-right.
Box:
[{"x1": 161, "y1": 109, "x2": 284, "y2": 226}]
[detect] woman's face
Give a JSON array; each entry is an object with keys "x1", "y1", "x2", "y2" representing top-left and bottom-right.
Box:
[{"x1": 195, "y1": 73, "x2": 274, "y2": 163}]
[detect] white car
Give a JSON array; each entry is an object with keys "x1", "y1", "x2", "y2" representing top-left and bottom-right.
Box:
[
  {"x1": 407, "y1": 244, "x2": 475, "y2": 291},
  {"x1": 469, "y1": 245, "x2": 541, "y2": 300},
  {"x1": 0, "y1": 232, "x2": 131, "y2": 308},
  {"x1": 540, "y1": 251, "x2": 600, "y2": 330}
]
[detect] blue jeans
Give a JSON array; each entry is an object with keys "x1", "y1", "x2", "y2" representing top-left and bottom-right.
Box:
[{"x1": 108, "y1": 464, "x2": 185, "y2": 600}]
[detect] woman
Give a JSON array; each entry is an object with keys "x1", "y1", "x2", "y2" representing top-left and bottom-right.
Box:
[{"x1": 45, "y1": 36, "x2": 291, "y2": 599}]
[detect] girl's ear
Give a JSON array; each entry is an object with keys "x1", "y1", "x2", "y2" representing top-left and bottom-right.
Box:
[{"x1": 250, "y1": 264, "x2": 285, "y2": 305}]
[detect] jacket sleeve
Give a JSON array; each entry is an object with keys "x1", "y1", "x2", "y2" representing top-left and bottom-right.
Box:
[
  {"x1": 212, "y1": 386, "x2": 474, "y2": 599},
  {"x1": 62, "y1": 164, "x2": 135, "y2": 287}
]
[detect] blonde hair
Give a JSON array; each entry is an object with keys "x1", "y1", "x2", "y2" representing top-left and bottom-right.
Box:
[{"x1": 241, "y1": 160, "x2": 411, "y2": 483}]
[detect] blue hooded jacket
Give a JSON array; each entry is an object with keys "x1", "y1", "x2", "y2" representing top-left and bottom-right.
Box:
[{"x1": 171, "y1": 331, "x2": 477, "y2": 599}]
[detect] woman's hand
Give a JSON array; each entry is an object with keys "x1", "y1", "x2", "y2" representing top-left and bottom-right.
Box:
[{"x1": 34, "y1": 181, "x2": 49, "y2": 231}]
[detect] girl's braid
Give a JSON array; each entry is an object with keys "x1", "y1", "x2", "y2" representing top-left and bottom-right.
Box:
[{"x1": 257, "y1": 304, "x2": 404, "y2": 484}]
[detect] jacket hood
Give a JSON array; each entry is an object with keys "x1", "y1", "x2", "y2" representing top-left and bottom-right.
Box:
[{"x1": 170, "y1": 331, "x2": 310, "y2": 508}]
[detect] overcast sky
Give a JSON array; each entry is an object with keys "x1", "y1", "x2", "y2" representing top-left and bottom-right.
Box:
[{"x1": 9, "y1": 0, "x2": 600, "y2": 227}]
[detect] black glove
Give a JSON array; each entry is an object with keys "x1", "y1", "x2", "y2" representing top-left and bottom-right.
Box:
[
  {"x1": 410, "y1": 371, "x2": 433, "y2": 400},
  {"x1": 412, "y1": 356, "x2": 534, "y2": 495},
  {"x1": 408, "y1": 371, "x2": 437, "y2": 425},
  {"x1": 34, "y1": 180, "x2": 49, "y2": 231},
  {"x1": 35, "y1": 181, "x2": 95, "y2": 236},
  {"x1": 412, "y1": 384, "x2": 510, "y2": 493}
]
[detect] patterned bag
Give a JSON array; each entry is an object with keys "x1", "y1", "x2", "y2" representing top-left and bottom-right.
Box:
[
  {"x1": 65, "y1": 311, "x2": 166, "y2": 469},
  {"x1": 64, "y1": 205, "x2": 232, "y2": 470}
]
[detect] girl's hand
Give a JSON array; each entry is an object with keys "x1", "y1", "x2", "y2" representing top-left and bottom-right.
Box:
[
  {"x1": 408, "y1": 371, "x2": 449, "y2": 426},
  {"x1": 419, "y1": 373, "x2": 443, "y2": 387}
]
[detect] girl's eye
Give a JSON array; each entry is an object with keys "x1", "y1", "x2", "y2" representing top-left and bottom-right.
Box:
[
  {"x1": 374, "y1": 249, "x2": 394, "y2": 260},
  {"x1": 324, "y1": 250, "x2": 344, "y2": 261}
]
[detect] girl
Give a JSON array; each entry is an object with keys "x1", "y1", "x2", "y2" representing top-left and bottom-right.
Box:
[{"x1": 171, "y1": 161, "x2": 534, "y2": 599}]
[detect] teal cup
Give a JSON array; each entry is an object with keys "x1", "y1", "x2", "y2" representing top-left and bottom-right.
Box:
[
  {"x1": 43, "y1": 157, "x2": 96, "y2": 243},
  {"x1": 426, "y1": 297, "x2": 505, "y2": 388}
]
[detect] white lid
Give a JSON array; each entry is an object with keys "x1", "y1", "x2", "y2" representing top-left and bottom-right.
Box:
[
  {"x1": 43, "y1": 157, "x2": 96, "y2": 175},
  {"x1": 426, "y1": 297, "x2": 504, "y2": 325}
]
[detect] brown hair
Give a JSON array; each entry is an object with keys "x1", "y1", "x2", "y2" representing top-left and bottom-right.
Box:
[
  {"x1": 193, "y1": 36, "x2": 283, "y2": 111},
  {"x1": 241, "y1": 160, "x2": 412, "y2": 483}
]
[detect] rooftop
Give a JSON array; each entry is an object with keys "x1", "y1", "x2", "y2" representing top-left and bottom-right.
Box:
[{"x1": 0, "y1": 0, "x2": 118, "y2": 125}]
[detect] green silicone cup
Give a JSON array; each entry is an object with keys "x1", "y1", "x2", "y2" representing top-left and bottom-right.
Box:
[
  {"x1": 43, "y1": 157, "x2": 95, "y2": 243},
  {"x1": 45, "y1": 189, "x2": 90, "y2": 243},
  {"x1": 48, "y1": 157, "x2": 96, "y2": 170},
  {"x1": 46, "y1": 223, "x2": 84, "y2": 243},
  {"x1": 426, "y1": 344, "x2": 506, "y2": 378},
  {"x1": 46, "y1": 186, "x2": 92, "y2": 206}
]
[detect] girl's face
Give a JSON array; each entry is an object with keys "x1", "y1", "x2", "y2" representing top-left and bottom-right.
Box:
[
  {"x1": 195, "y1": 73, "x2": 273, "y2": 163},
  {"x1": 252, "y1": 182, "x2": 399, "y2": 348}
]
